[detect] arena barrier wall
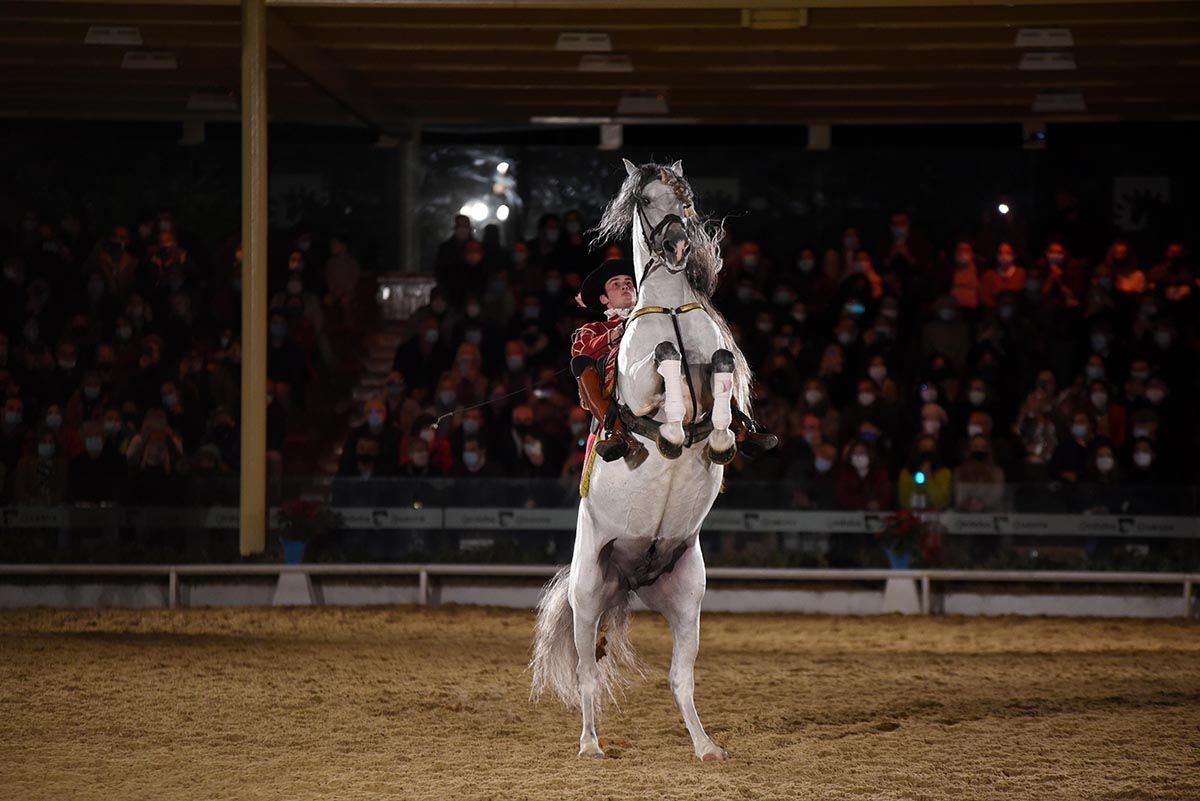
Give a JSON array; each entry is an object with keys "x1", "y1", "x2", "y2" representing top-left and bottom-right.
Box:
[{"x1": 0, "y1": 563, "x2": 1194, "y2": 618}]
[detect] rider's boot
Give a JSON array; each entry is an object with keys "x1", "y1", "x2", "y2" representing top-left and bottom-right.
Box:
[
  {"x1": 730, "y1": 402, "x2": 779, "y2": 458},
  {"x1": 576, "y1": 363, "x2": 641, "y2": 462}
]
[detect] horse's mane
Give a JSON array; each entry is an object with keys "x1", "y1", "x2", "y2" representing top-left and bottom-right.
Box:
[
  {"x1": 591, "y1": 161, "x2": 725, "y2": 303},
  {"x1": 591, "y1": 161, "x2": 752, "y2": 412}
]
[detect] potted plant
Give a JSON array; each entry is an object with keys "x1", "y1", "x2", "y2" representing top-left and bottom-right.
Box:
[
  {"x1": 875, "y1": 510, "x2": 942, "y2": 569},
  {"x1": 276, "y1": 499, "x2": 342, "y2": 564}
]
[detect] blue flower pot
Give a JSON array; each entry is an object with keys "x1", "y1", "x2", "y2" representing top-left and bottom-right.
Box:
[
  {"x1": 883, "y1": 547, "x2": 912, "y2": 570},
  {"x1": 282, "y1": 539, "x2": 307, "y2": 565}
]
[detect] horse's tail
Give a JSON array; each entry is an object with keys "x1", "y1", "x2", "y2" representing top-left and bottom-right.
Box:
[{"x1": 530, "y1": 566, "x2": 642, "y2": 709}]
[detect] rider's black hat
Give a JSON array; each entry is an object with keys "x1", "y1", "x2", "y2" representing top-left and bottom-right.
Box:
[{"x1": 577, "y1": 259, "x2": 636, "y2": 312}]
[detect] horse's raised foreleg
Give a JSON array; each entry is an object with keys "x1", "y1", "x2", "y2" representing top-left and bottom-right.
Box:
[
  {"x1": 635, "y1": 538, "x2": 728, "y2": 761},
  {"x1": 705, "y1": 348, "x2": 736, "y2": 465},
  {"x1": 654, "y1": 340, "x2": 685, "y2": 459}
]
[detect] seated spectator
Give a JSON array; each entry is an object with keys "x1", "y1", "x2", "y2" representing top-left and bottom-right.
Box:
[
  {"x1": 339, "y1": 396, "x2": 400, "y2": 477},
  {"x1": 897, "y1": 435, "x2": 952, "y2": 510},
  {"x1": 332, "y1": 436, "x2": 387, "y2": 507},
  {"x1": 1049, "y1": 410, "x2": 1095, "y2": 483},
  {"x1": 15, "y1": 428, "x2": 68, "y2": 506},
  {"x1": 1077, "y1": 439, "x2": 1122, "y2": 513},
  {"x1": 455, "y1": 437, "x2": 502, "y2": 480},
  {"x1": 127, "y1": 430, "x2": 185, "y2": 506},
  {"x1": 834, "y1": 440, "x2": 891, "y2": 511},
  {"x1": 980, "y1": 242, "x2": 1026, "y2": 308},
  {"x1": 953, "y1": 434, "x2": 1006, "y2": 512},
  {"x1": 68, "y1": 421, "x2": 124, "y2": 504}
]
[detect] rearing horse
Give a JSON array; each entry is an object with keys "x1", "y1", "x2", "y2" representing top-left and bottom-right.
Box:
[{"x1": 530, "y1": 159, "x2": 752, "y2": 761}]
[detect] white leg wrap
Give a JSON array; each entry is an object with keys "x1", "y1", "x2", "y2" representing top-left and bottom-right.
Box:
[
  {"x1": 711, "y1": 372, "x2": 733, "y2": 430},
  {"x1": 657, "y1": 359, "x2": 685, "y2": 423}
]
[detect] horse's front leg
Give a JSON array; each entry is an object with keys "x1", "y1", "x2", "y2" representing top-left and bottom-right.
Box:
[
  {"x1": 705, "y1": 348, "x2": 736, "y2": 465},
  {"x1": 635, "y1": 537, "x2": 728, "y2": 761},
  {"x1": 653, "y1": 340, "x2": 686, "y2": 458}
]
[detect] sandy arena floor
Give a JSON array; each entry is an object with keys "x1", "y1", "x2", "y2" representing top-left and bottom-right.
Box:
[{"x1": 1, "y1": 606, "x2": 1198, "y2": 801}]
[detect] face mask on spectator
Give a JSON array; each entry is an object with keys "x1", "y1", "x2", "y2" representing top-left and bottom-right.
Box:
[
  {"x1": 38, "y1": 442, "x2": 55, "y2": 459},
  {"x1": 1090, "y1": 334, "x2": 1108, "y2": 352},
  {"x1": 998, "y1": 305, "x2": 1015, "y2": 320},
  {"x1": 1088, "y1": 392, "x2": 1107, "y2": 409},
  {"x1": 410, "y1": 451, "x2": 429, "y2": 468},
  {"x1": 967, "y1": 424, "x2": 984, "y2": 437},
  {"x1": 843, "y1": 236, "x2": 859, "y2": 251},
  {"x1": 1132, "y1": 426, "x2": 1151, "y2": 439},
  {"x1": 920, "y1": 386, "x2": 937, "y2": 403},
  {"x1": 804, "y1": 389, "x2": 823, "y2": 407},
  {"x1": 968, "y1": 389, "x2": 986, "y2": 406},
  {"x1": 163, "y1": 393, "x2": 179, "y2": 408},
  {"x1": 465, "y1": 330, "x2": 483, "y2": 345},
  {"x1": 569, "y1": 420, "x2": 587, "y2": 437},
  {"x1": 1096, "y1": 455, "x2": 1115, "y2": 473},
  {"x1": 1070, "y1": 423, "x2": 1088, "y2": 439},
  {"x1": 118, "y1": 325, "x2": 132, "y2": 341},
  {"x1": 857, "y1": 392, "x2": 875, "y2": 407},
  {"x1": 84, "y1": 385, "x2": 100, "y2": 401},
  {"x1": 4, "y1": 411, "x2": 20, "y2": 426},
  {"x1": 506, "y1": 355, "x2": 524, "y2": 371},
  {"x1": 1154, "y1": 331, "x2": 1172, "y2": 348},
  {"x1": 367, "y1": 411, "x2": 384, "y2": 429},
  {"x1": 270, "y1": 322, "x2": 287, "y2": 339},
  {"x1": 1133, "y1": 451, "x2": 1153, "y2": 468},
  {"x1": 104, "y1": 420, "x2": 122, "y2": 436},
  {"x1": 1085, "y1": 364, "x2": 1105, "y2": 381},
  {"x1": 922, "y1": 419, "x2": 941, "y2": 436},
  {"x1": 742, "y1": 254, "x2": 760, "y2": 270},
  {"x1": 836, "y1": 332, "x2": 854, "y2": 347},
  {"x1": 419, "y1": 428, "x2": 435, "y2": 444},
  {"x1": 85, "y1": 436, "x2": 103, "y2": 456},
  {"x1": 1145, "y1": 388, "x2": 1165, "y2": 404},
  {"x1": 463, "y1": 419, "x2": 481, "y2": 436},
  {"x1": 524, "y1": 440, "x2": 543, "y2": 458},
  {"x1": 868, "y1": 365, "x2": 887, "y2": 384},
  {"x1": 814, "y1": 456, "x2": 833, "y2": 473},
  {"x1": 772, "y1": 289, "x2": 792, "y2": 306},
  {"x1": 955, "y1": 253, "x2": 971, "y2": 266},
  {"x1": 462, "y1": 451, "x2": 481, "y2": 470},
  {"x1": 1047, "y1": 253, "x2": 1064, "y2": 266},
  {"x1": 736, "y1": 286, "x2": 754, "y2": 302},
  {"x1": 996, "y1": 254, "x2": 1013, "y2": 268},
  {"x1": 938, "y1": 308, "x2": 956, "y2": 322},
  {"x1": 850, "y1": 453, "x2": 870, "y2": 473},
  {"x1": 287, "y1": 279, "x2": 303, "y2": 295},
  {"x1": 466, "y1": 303, "x2": 482, "y2": 318},
  {"x1": 543, "y1": 228, "x2": 560, "y2": 245},
  {"x1": 546, "y1": 278, "x2": 562, "y2": 293},
  {"x1": 45, "y1": 413, "x2": 62, "y2": 430},
  {"x1": 797, "y1": 258, "x2": 814, "y2": 272},
  {"x1": 59, "y1": 358, "x2": 76, "y2": 371},
  {"x1": 438, "y1": 391, "x2": 456, "y2": 406}
]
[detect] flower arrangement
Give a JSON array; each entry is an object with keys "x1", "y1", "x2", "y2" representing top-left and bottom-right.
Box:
[
  {"x1": 874, "y1": 510, "x2": 943, "y2": 561},
  {"x1": 276, "y1": 499, "x2": 343, "y2": 543}
]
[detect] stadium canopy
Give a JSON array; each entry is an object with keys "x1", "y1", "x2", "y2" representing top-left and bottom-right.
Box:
[{"x1": 5, "y1": 0, "x2": 1199, "y2": 131}]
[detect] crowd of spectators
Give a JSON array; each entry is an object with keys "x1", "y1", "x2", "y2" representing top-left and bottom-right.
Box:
[
  {"x1": 0, "y1": 207, "x2": 362, "y2": 508},
  {"x1": 337, "y1": 208, "x2": 1198, "y2": 516}
]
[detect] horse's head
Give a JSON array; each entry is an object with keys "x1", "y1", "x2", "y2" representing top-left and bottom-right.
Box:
[{"x1": 626, "y1": 158, "x2": 696, "y2": 273}]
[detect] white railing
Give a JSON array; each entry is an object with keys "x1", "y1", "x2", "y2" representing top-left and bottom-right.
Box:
[{"x1": 0, "y1": 563, "x2": 1194, "y2": 617}]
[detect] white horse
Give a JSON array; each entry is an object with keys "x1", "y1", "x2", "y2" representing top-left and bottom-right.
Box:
[{"x1": 531, "y1": 159, "x2": 753, "y2": 761}]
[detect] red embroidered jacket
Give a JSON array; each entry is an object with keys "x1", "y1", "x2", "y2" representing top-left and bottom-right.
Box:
[{"x1": 570, "y1": 318, "x2": 625, "y2": 397}]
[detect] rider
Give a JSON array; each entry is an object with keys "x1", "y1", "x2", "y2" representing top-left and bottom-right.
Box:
[
  {"x1": 571, "y1": 258, "x2": 778, "y2": 462},
  {"x1": 571, "y1": 259, "x2": 643, "y2": 462}
]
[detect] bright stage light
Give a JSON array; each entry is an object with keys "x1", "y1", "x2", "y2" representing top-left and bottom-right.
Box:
[
  {"x1": 998, "y1": 203, "x2": 1011, "y2": 215},
  {"x1": 468, "y1": 202, "x2": 489, "y2": 222},
  {"x1": 497, "y1": 161, "x2": 510, "y2": 175},
  {"x1": 496, "y1": 204, "x2": 510, "y2": 221}
]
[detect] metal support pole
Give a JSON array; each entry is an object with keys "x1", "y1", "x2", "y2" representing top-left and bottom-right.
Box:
[
  {"x1": 1185, "y1": 579, "x2": 1193, "y2": 619},
  {"x1": 418, "y1": 567, "x2": 428, "y2": 606},
  {"x1": 168, "y1": 569, "x2": 177, "y2": 610},
  {"x1": 239, "y1": 0, "x2": 268, "y2": 556},
  {"x1": 920, "y1": 575, "x2": 930, "y2": 615}
]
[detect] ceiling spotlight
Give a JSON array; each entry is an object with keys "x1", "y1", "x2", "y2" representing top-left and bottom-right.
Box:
[
  {"x1": 496, "y1": 204, "x2": 511, "y2": 222},
  {"x1": 497, "y1": 161, "x2": 510, "y2": 175},
  {"x1": 998, "y1": 203, "x2": 1011, "y2": 215},
  {"x1": 468, "y1": 202, "x2": 489, "y2": 222}
]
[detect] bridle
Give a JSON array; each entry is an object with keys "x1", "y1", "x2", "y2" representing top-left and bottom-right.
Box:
[{"x1": 635, "y1": 168, "x2": 698, "y2": 280}]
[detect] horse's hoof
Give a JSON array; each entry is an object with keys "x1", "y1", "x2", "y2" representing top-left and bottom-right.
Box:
[
  {"x1": 578, "y1": 743, "x2": 606, "y2": 759},
  {"x1": 656, "y1": 434, "x2": 683, "y2": 459},
  {"x1": 706, "y1": 443, "x2": 736, "y2": 465},
  {"x1": 699, "y1": 747, "x2": 730, "y2": 762}
]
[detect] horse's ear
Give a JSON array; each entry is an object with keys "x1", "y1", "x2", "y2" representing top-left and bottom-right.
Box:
[
  {"x1": 670, "y1": 159, "x2": 684, "y2": 176},
  {"x1": 622, "y1": 158, "x2": 639, "y2": 177}
]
